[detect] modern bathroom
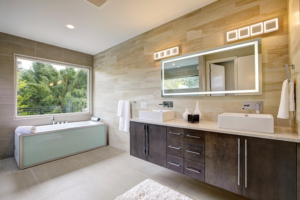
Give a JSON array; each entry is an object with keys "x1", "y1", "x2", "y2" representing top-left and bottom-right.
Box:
[{"x1": 0, "y1": 0, "x2": 300, "y2": 199}]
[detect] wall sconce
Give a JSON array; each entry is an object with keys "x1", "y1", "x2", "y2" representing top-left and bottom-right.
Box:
[
  {"x1": 238, "y1": 26, "x2": 250, "y2": 39},
  {"x1": 227, "y1": 30, "x2": 238, "y2": 42},
  {"x1": 154, "y1": 47, "x2": 179, "y2": 60},
  {"x1": 264, "y1": 18, "x2": 278, "y2": 33},
  {"x1": 251, "y1": 23, "x2": 263, "y2": 36},
  {"x1": 227, "y1": 18, "x2": 278, "y2": 42}
]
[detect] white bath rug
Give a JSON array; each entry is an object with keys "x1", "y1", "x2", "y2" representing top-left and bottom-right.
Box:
[{"x1": 115, "y1": 179, "x2": 193, "y2": 200}]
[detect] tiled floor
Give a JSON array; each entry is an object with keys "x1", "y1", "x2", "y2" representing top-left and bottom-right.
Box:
[{"x1": 0, "y1": 146, "x2": 249, "y2": 200}]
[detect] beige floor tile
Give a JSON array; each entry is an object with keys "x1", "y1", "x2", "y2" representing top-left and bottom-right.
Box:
[
  {"x1": 0, "y1": 158, "x2": 13, "y2": 177},
  {"x1": 106, "y1": 164, "x2": 148, "y2": 189},
  {"x1": 31, "y1": 158, "x2": 86, "y2": 197},
  {"x1": 0, "y1": 171, "x2": 31, "y2": 200},
  {"x1": 67, "y1": 150, "x2": 121, "y2": 178},
  {"x1": 150, "y1": 167, "x2": 188, "y2": 188},
  {"x1": 179, "y1": 178, "x2": 250, "y2": 200},
  {"x1": 92, "y1": 171, "x2": 131, "y2": 196},
  {"x1": 19, "y1": 168, "x2": 48, "y2": 200},
  {"x1": 93, "y1": 146, "x2": 125, "y2": 158},
  {"x1": 105, "y1": 152, "x2": 164, "y2": 177},
  {"x1": 48, "y1": 179, "x2": 116, "y2": 200}
]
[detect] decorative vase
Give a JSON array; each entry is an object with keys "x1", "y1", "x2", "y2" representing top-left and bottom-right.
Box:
[
  {"x1": 183, "y1": 108, "x2": 191, "y2": 121},
  {"x1": 194, "y1": 101, "x2": 202, "y2": 120}
]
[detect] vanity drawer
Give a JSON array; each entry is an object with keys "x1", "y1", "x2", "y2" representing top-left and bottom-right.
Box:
[
  {"x1": 184, "y1": 158, "x2": 204, "y2": 182},
  {"x1": 167, "y1": 138, "x2": 184, "y2": 157},
  {"x1": 167, "y1": 154, "x2": 184, "y2": 174},
  {"x1": 184, "y1": 129, "x2": 205, "y2": 144},
  {"x1": 184, "y1": 142, "x2": 204, "y2": 163},
  {"x1": 167, "y1": 127, "x2": 184, "y2": 140}
]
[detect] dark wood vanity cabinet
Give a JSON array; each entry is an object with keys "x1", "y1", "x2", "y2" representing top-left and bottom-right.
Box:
[
  {"x1": 130, "y1": 121, "x2": 167, "y2": 167},
  {"x1": 130, "y1": 122, "x2": 298, "y2": 200},
  {"x1": 205, "y1": 132, "x2": 243, "y2": 195},
  {"x1": 205, "y1": 132, "x2": 297, "y2": 200},
  {"x1": 243, "y1": 137, "x2": 297, "y2": 200}
]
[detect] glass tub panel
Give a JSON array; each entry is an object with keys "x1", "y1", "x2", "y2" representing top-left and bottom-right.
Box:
[{"x1": 21, "y1": 125, "x2": 106, "y2": 168}]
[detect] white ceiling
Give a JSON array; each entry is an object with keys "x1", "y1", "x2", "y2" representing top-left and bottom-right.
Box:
[{"x1": 0, "y1": 0, "x2": 216, "y2": 55}]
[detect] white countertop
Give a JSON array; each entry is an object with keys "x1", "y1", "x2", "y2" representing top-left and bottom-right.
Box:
[{"x1": 130, "y1": 118, "x2": 300, "y2": 143}]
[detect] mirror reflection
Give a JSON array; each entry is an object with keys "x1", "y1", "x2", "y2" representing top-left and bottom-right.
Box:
[{"x1": 161, "y1": 39, "x2": 262, "y2": 97}]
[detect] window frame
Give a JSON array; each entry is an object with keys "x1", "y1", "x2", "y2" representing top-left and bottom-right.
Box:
[{"x1": 14, "y1": 54, "x2": 92, "y2": 119}]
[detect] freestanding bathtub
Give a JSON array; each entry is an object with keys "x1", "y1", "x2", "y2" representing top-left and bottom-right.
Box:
[{"x1": 15, "y1": 121, "x2": 106, "y2": 169}]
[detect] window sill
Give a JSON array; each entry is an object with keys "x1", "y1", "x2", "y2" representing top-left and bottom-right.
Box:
[{"x1": 14, "y1": 112, "x2": 92, "y2": 120}]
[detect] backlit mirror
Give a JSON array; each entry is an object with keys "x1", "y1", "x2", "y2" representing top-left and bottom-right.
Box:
[{"x1": 161, "y1": 38, "x2": 262, "y2": 97}]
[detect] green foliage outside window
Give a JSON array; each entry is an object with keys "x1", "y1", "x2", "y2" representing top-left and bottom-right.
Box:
[{"x1": 17, "y1": 59, "x2": 88, "y2": 116}]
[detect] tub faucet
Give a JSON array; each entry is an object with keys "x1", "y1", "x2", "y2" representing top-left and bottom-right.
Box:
[{"x1": 53, "y1": 116, "x2": 55, "y2": 125}]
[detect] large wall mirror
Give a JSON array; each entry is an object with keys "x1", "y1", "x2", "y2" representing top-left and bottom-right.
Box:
[{"x1": 161, "y1": 38, "x2": 262, "y2": 97}]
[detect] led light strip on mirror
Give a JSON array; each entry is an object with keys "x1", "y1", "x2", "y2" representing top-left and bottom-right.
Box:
[
  {"x1": 227, "y1": 18, "x2": 278, "y2": 42},
  {"x1": 154, "y1": 47, "x2": 179, "y2": 60},
  {"x1": 161, "y1": 39, "x2": 260, "y2": 96}
]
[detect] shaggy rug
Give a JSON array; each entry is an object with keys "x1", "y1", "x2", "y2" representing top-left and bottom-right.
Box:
[{"x1": 115, "y1": 179, "x2": 193, "y2": 200}]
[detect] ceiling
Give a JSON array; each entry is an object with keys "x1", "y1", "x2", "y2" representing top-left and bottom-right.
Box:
[{"x1": 0, "y1": 0, "x2": 216, "y2": 55}]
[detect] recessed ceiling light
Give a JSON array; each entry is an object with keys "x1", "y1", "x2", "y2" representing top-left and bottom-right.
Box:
[
  {"x1": 66, "y1": 24, "x2": 75, "y2": 29},
  {"x1": 172, "y1": 63, "x2": 175, "y2": 65},
  {"x1": 177, "y1": 66, "x2": 180, "y2": 68}
]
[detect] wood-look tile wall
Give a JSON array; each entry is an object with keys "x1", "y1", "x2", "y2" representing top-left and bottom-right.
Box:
[
  {"x1": 0, "y1": 32, "x2": 93, "y2": 160},
  {"x1": 93, "y1": 0, "x2": 290, "y2": 152},
  {"x1": 289, "y1": 0, "x2": 300, "y2": 134}
]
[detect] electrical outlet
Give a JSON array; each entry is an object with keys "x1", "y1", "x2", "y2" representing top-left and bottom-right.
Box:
[
  {"x1": 141, "y1": 102, "x2": 144, "y2": 108},
  {"x1": 144, "y1": 102, "x2": 147, "y2": 108}
]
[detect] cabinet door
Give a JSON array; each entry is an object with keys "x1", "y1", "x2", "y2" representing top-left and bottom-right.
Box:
[
  {"x1": 243, "y1": 137, "x2": 296, "y2": 200},
  {"x1": 147, "y1": 124, "x2": 167, "y2": 167},
  {"x1": 205, "y1": 132, "x2": 243, "y2": 195},
  {"x1": 130, "y1": 122, "x2": 146, "y2": 161}
]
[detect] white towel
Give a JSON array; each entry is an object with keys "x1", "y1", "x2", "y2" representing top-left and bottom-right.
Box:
[
  {"x1": 15, "y1": 126, "x2": 36, "y2": 135},
  {"x1": 117, "y1": 100, "x2": 124, "y2": 117},
  {"x1": 119, "y1": 101, "x2": 130, "y2": 132},
  {"x1": 277, "y1": 80, "x2": 289, "y2": 119},
  {"x1": 289, "y1": 80, "x2": 295, "y2": 111},
  {"x1": 91, "y1": 117, "x2": 100, "y2": 121}
]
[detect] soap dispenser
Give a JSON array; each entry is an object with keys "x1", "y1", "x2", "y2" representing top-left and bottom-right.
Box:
[{"x1": 194, "y1": 101, "x2": 202, "y2": 120}]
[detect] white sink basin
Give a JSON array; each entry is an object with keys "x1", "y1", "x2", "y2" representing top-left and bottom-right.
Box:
[
  {"x1": 139, "y1": 110, "x2": 174, "y2": 122},
  {"x1": 218, "y1": 113, "x2": 274, "y2": 133}
]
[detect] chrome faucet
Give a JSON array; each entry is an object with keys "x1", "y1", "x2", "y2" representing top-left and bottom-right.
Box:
[
  {"x1": 242, "y1": 101, "x2": 263, "y2": 114},
  {"x1": 159, "y1": 101, "x2": 173, "y2": 108}
]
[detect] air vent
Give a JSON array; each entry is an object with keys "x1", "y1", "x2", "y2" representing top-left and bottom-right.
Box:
[{"x1": 84, "y1": 0, "x2": 112, "y2": 8}]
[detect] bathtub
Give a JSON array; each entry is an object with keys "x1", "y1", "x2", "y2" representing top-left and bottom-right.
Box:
[{"x1": 15, "y1": 121, "x2": 106, "y2": 169}]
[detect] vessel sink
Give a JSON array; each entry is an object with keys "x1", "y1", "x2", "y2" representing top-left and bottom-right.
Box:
[
  {"x1": 139, "y1": 110, "x2": 174, "y2": 122},
  {"x1": 218, "y1": 113, "x2": 274, "y2": 133}
]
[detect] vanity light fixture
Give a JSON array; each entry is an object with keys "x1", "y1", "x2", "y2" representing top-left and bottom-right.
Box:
[
  {"x1": 226, "y1": 18, "x2": 278, "y2": 42},
  {"x1": 154, "y1": 47, "x2": 179, "y2": 60},
  {"x1": 238, "y1": 26, "x2": 250, "y2": 39},
  {"x1": 264, "y1": 18, "x2": 278, "y2": 33},
  {"x1": 227, "y1": 30, "x2": 238, "y2": 42},
  {"x1": 250, "y1": 23, "x2": 263, "y2": 36}
]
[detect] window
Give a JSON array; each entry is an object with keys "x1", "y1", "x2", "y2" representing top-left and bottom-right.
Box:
[{"x1": 15, "y1": 56, "x2": 91, "y2": 117}]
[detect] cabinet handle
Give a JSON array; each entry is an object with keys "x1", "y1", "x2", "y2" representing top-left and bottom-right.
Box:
[
  {"x1": 169, "y1": 132, "x2": 181, "y2": 136},
  {"x1": 186, "y1": 167, "x2": 201, "y2": 173},
  {"x1": 146, "y1": 125, "x2": 149, "y2": 155},
  {"x1": 186, "y1": 149, "x2": 201, "y2": 155},
  {"x1": 245, "y1": 139, "x2": 247, "y2": 188},
  {"x1": 143, "y1": 125, "x2": 146, "y2": 155},
  {"x1": 238, "y1": 138, "x2": 240, "y2": 186},
  {"x1": 186, "y1": 134, "x2": 201, "y2": 139},
  {"x1": 168, "y1": 161, "x2": 181, "y2": 167},
  {"x1": 168, "y1": 145, "x2": 181, "y2": 150}
]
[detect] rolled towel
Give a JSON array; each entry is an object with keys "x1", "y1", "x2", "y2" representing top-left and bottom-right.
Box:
[
  {"x1": 277, "y1": 80, "x2": 289, "y2": 119},
  {"x1": 15, "y1": 126, "x2": 36, "y2": 135},
  {"x1": 91, "y1": 117, "x2": 100, "y2": 122},
  {"x1": 289, "y1": 80, "x2": 295, "y2": 112}
]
